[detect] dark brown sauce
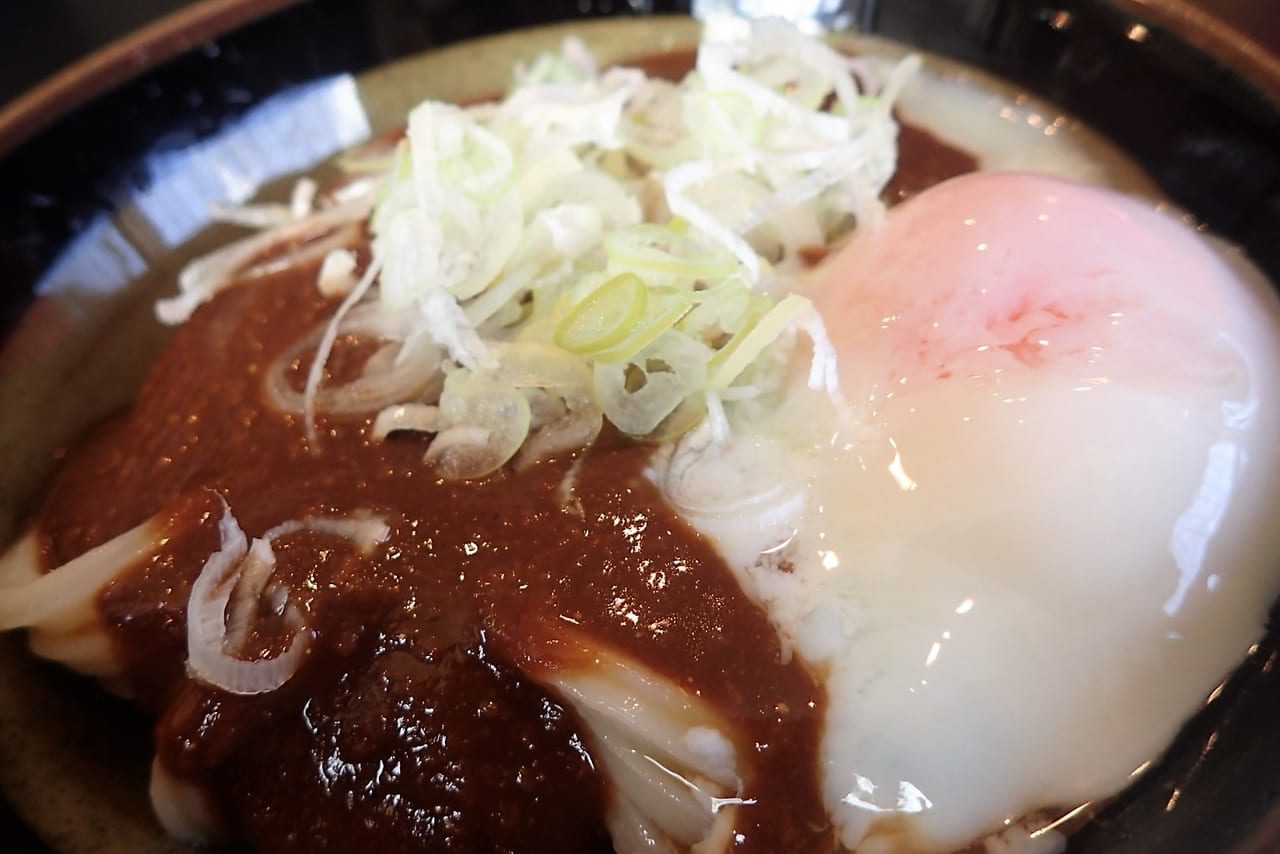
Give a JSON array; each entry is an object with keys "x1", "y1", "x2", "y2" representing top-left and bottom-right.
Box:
[
  {"x1": 37, "y1": 260, "x2": 832, "y2": 852},
  {"x1": 885, "y1": 122, "x2": 978, "y2": 202},
  {"x1": 28, "y1": 46, "x2": 983, "y2": 854}
]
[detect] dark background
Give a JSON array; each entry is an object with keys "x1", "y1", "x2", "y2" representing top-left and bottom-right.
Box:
[{"x1": 0, "y1": 0, "x2": 200, "y2": 107}]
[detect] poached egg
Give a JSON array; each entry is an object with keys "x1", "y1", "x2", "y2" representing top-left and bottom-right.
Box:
[{"x1": 664, "y1": 172, "x2": 1280, "y2": 852}]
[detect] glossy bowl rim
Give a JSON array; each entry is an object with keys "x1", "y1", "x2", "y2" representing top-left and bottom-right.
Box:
[{"x1": 0, "y1": 0, "x2": 304, "y2": 159}]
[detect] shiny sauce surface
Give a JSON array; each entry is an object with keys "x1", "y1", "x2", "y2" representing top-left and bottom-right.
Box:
[{"x1": 36, "y1": 270, "x2": 831, "y2": 852}]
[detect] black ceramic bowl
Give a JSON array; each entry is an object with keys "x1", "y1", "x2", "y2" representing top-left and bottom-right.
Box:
[{"x1": 0, "y1": 1, "x2": 1277, "y2": 851}]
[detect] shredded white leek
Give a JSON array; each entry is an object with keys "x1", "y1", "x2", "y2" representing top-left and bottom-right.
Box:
[
  {"x1": 185, "y1": 500, "x2": 390, "y2": 695},
  {"x1": 158, "y1": 19, "x2": 916, "y2": 475}
]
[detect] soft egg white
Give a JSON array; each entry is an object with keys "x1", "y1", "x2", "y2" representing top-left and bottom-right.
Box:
[
  {"x1": 664, "y1": 172, "x2": 1280, "y2": 852},
  {"x1": 892, "y1": 59, "x2": 1154, "y2": 196}
]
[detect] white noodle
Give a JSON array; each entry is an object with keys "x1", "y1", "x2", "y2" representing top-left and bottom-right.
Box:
[
  {"x1": 0, "y1": 516, "x2": 162, "y2": 633},
  {"x1": 533, "y1": 638, "x2": 741, "y2": 852},
  {"x1": 149, "y1": 756, "x2": 222, "y2": 843}
]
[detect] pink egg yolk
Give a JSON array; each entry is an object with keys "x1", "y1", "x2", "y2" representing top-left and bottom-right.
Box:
[{"x1": 809, "y1": 171, "x2": 1249, "y2": 406}]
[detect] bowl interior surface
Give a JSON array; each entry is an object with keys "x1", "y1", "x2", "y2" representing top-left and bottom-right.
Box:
[{"x1": 0, "y1": 1, "x2": 1278, "y2": 852}]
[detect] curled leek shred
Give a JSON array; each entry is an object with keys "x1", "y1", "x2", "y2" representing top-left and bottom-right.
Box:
[
  {"x1": 464, "y1": 261, "x2": 539, "y2": 327},
  {"x1": 679, "y1": 171, "x2": 823, "y2": 266},
  {"x1": 419, "y1": 104, "x2": 516, "y2": 204},
  {"x1": 425, "y1": 373, "x2": 531, "y2": 480},
  {"x1": 372, "y1": 403, "x2": 440, "y2": 441},
  {"x1": 379, "y1": 208, "x2": 443, "y2": 312},
  {"x1": 663, "y1": 158, "x2": 765, "y2": 285},
  {"x1": 707, "y1": 293, "x2": 815, "y2": 390}
]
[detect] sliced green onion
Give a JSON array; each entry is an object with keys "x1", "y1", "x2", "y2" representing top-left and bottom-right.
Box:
[
  {"x1": 554, "y1": 273, "x2": 648, "y2": 355},
  {"x1": 490, "y1": 341, "x2": 593, "y2": 390},
  {"x1": 707, "y1": 293, "x2": 814, "y2": 389},
  {"x1": 425, "y1": 374, "x2": 531, "y2": 480},
  {"x1": 489, "y1": 342, "x2": 603, "y2": 465},
  {"x1": 591, "y1": 289, "x2": 695, "y2": 365},
  {"x1": 605, "y1": 223, "x2": 739, "y2": 281},
  {"x1": 679, "y1": 277, "x2": 756, "y2": 341},
  {"x1": 594, "y1": 330, "x2": 712, "y2": 436}
]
